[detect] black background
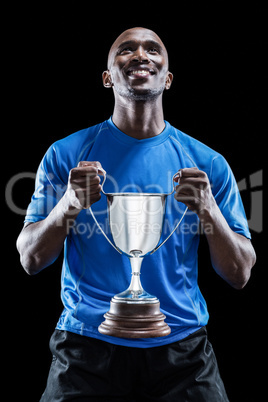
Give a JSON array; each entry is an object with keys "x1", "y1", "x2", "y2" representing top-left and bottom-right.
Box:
[{"x1": 4, "y1": 3, "x2": 265, "y2": 401}]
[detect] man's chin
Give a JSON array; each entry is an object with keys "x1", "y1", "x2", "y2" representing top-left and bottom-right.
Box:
[{"x1": 115, "y1": 85, "x2": 165, "y2": 101}]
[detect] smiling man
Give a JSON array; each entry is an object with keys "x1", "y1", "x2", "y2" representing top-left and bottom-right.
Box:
[
  {"x1": 104, "y1": 28, "x2": 172, "y2": 104},
  {"x1": 17, "y1": 27, "x2": 256, "y2": 401}
]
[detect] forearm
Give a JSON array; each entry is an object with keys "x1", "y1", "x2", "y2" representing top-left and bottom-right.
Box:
[
  {"x1": 17, "y1": 162, "x2": 104, "y2": 275},
  {"x1": 200, "y1": 200, "x2": 256, "y2": 289},
  {"x1": 17, "y1": 193, "x2": 80, "y2": 275}
]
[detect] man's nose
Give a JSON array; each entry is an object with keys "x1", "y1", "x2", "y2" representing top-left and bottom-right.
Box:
[{"x1": 132, "y1": 46, "x2": 150, "y2": 62}]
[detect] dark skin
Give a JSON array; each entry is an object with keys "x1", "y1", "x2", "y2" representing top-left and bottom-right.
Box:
[
  {"x1": 103, "y1": 28, "x2": 173, "y2": 139},
  {"x1": 17, "y1": 27, "x2": 256, "y2": 287}
]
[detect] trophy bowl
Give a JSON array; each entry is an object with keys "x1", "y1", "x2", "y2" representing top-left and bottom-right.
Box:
[{"x1": 89, "y1": 170, "x2": 187, "y2": 338}]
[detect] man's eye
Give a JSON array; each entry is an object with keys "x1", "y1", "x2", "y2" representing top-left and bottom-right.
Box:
[
  {"x1": 119, "y1": 48, "x2": 133, "y2": 54},
  {"x1": 147, "y1": 48, "x2": 159, "y2": 54}
]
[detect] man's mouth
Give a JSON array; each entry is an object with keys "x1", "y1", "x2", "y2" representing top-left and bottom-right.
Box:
[{"x1": 126, "y1": 68, "x2": 155, "y2": 78}]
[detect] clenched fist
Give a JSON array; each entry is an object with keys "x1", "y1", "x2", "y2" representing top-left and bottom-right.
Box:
[
  {"x1": 174, "y1": 167, "x2": 215, "y2": 216},
  {"x1": 65, "y1": 161, "x2": 105, "y2": 210}
]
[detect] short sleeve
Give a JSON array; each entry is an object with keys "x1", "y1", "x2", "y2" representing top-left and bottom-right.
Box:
[
  {"x1": 25, "y1": 144, "x2": 67, "y2": 223},
  {"x1": 210, "y1": 155, "x2": 251, "y2": 239}
]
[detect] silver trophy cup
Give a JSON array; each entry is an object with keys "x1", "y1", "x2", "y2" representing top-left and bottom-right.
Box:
[{"x1": 90, "y1": 169, "x2": 187, "y2": 338}]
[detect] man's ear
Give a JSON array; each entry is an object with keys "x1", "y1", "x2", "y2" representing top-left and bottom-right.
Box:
[
  {"x1": 165, "y1": 71, "x2": 173, "y2": 90},
  {"x1": 102, "y1": 70, "x2": 113, "y2": 88}
]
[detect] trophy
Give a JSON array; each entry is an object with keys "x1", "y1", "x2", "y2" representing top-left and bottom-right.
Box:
[{"x1": 89, "y1": 169, "x2": 187, "y2": 338}]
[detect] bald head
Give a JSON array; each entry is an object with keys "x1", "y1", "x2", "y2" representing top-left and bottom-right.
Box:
[{"x1": 107, "y1": 27, "x2": 169, "y2": 69}]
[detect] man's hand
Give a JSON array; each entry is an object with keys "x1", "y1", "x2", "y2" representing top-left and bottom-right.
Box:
[
  {"x1": 65, "y1": 161, "x2": 105, "y2": 210},
  {"x1": 173, "y1": 167, "x2": 256, "y2": 289},
  {"x1": 174, "y1": 167, "x2": 215, "y2": 216}
]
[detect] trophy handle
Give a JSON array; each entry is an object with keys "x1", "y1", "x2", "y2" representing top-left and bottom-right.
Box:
[
  {"x1": 150, "y1": 172, "x2": 188, "y2": 254},
  {"x1": 150, "y1": 207, "x2": 188, "y2": 254},
  {"x1": 89, "y1": 168, "x2": 122, "y2": 254},
  {"x1": 98, "y1": 167, "x2": 108, "y2": 196}
]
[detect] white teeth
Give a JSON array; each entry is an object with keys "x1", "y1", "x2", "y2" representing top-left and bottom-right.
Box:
[{"x1": 130, "y1": 70, "x2": 150, "y2": 75}]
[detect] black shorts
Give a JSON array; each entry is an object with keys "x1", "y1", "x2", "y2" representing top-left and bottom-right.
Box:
[{"x1": 40, "y1": 327, "x2": 229, "y2": 401}]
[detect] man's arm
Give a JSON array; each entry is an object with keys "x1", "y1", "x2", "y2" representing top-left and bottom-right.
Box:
[
  {"x1": 16, "y1": 162, "x2": 103, "y2": 275},
  {"x1": 174, "y1": 168, "x2": 256, "y2": 289}
]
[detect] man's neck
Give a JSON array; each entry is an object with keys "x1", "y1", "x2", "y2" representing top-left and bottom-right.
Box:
[{"x1": 112, "y1": 96, "x2": 165, "y2": 140}]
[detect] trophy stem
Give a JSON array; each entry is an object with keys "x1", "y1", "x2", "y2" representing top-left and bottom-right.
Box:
[
  {"x1": 112, "y1": 251, "x2": 158, "y2": 302},
  {"x1": 128, "y1": 252, "x2": 143, "y2": 294}
]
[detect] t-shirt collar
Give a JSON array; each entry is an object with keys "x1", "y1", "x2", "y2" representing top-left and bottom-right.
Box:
[{"x1": 106, "y1": 116, "x2": 171, "y2": 146}]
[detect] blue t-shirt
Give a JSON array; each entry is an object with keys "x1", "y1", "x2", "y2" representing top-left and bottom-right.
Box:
[{"x1": 25, "y1": 117, "x2": 251, "y2": 347}]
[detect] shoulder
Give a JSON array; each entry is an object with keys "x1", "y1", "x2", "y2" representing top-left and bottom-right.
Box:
[
  {"x1": 52, "y1": 121, "x2": 106, "y2": 160},
  {"x1": 40, "y1": 121, "x2": 107, "y2": 181},
  {"x1": 168, "y1": 124, "x2": 228, "y2": 179}
]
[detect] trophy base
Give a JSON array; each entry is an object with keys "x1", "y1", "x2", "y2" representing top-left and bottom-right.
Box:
[{"x1": 98, "y1": 299, "x2": 171, "y2": 338}]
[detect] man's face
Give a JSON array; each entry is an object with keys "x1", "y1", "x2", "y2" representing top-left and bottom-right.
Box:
[{"x1": 103, "y1": 28, "x2": 173, "y2": 101}]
